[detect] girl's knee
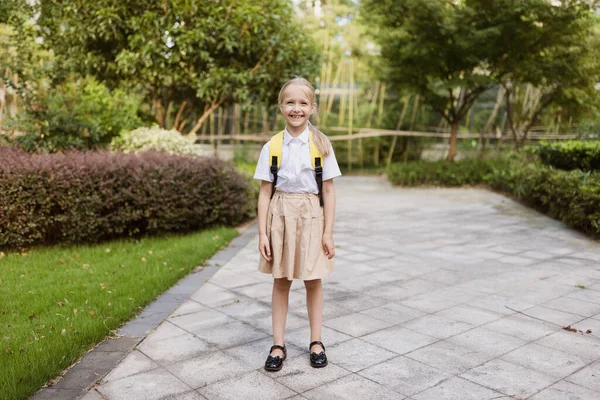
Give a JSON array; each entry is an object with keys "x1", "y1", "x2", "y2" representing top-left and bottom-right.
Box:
[
  {"x1": 304, "y1": 279, "x2": 322, "y2": 290},
  {"x1": 273, "y1": 278, "x2": 292, "y2": 291}
]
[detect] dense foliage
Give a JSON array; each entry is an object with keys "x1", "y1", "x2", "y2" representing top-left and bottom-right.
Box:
[
  {"x1": 0, "y1": 148, "x2": 252, "y2": 249},
  {"x1": 362, "y1": 0, "x2": 600, "y2": 159},
  {"x1": 13, "y1": 77, "x2": 141, "y2": 152},
  {"x1": 387, "y1": 158, "x2": 510, "y2": 187},
  {"x1": 111, "y1": 126, "x2": 205, "y2": 157},
  {"x1": 34, "y1": 0, "x2": 320, "y2": 132},
  {"x1": 535, "y1": 140, "x2": 600, "y2": 171}
]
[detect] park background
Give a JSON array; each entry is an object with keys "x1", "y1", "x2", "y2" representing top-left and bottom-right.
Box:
[{"x1": 1, "y1": 1, "x2": 600, "y2": 399}]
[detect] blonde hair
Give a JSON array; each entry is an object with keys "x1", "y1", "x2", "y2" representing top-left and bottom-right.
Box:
[{"x1": 278, "y1": 77, "x2": 331, "y2": 157}]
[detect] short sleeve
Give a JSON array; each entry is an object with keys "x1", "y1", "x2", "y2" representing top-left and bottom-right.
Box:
[
  {"x1": 253, "y1": 142, "x2": 273, "y2": 182},
  {"x1": 322, "y1": 144, "x2": 342, "y2": 181}
]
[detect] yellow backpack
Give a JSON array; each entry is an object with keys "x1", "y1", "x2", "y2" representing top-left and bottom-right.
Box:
[{"x1": 269, "y1": 130, "x2": 324, "y2": 205}]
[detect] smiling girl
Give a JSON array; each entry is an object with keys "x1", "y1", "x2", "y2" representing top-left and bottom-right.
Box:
[{"x1": 253, "y1": 77, "x2": 342, "y2": 371}]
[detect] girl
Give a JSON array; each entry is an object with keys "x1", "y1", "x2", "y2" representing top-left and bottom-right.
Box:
[{"x1": 253, "y1": 77, "x2": 342, "y2": 371}]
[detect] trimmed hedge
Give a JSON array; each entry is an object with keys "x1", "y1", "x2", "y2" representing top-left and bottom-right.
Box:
[
  {"x1": 536, "y1": 140, "x2": 600, "y2": 171},
  {"x1": 387, "y1": 158, "x2": 600, "y2": 238},
  {"x1": 0, "y1": 148, "x2": 252, "y2": 249},
  {"x1": 387, "y1": 158, "x2": 510, "y2": 186},
  {"x1": 488, "y1": 163, "x2": 600, "y2": 237}
]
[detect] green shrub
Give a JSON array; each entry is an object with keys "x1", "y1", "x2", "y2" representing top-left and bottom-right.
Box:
[
  {"x1": 235, "y1": 161, "x2": 259, "y2": 219},
  {"x1": 111, "y1": 126, "x2": 206, "y2": 157},
  {"x1": 536, "y1": 140, "x2": 600, "y2": 171},
  {"x1": 0, "y1": 148, "x2": 252, "y2": 249},
  {"x1": 12, "y1": 77, "x2": 141, "y2": 152},
  {"x1": 387, "y1": 158, "x2": 510, "y2": 186},
  {"x1": 488, "y1": 162, "x2": 600, "y2": 237}
]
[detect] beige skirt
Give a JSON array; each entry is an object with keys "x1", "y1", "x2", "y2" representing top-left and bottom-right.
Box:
[{"x1": 259, "y1": 191, "x2": 334, "y2": 280}]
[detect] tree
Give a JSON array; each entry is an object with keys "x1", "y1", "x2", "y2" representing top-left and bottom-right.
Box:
[
  {"x1": 36, "y1": 0, "x2": 321, "y2": 134},
  {"x1": 361, "y1": 0, "x2": 600, "y2": 160},
  {"x1": 362, "y1": 0, "x2": 503, "y2": 160}
]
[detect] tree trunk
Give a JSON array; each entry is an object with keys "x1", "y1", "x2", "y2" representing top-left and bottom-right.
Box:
[
  {"x1": 173, "y1": 100, "x2": 187, "y2": 131},
  {"x1": 446, "y1": 121, "x2": 458, "y2": 161},
  {"x1": 187, "y1": 97, "x2": 226, "y2": 136}
]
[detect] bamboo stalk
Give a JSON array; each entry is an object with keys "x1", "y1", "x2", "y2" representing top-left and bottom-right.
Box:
[{"x1": 386, "y1": 95, "x2": 411, "y2": 167}]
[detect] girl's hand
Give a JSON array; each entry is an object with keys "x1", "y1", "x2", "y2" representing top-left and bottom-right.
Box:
[
  {"x1": 258, "y1": 233, "x2": 272, "y2": 262},
  {"x1": 322, "y1": 234, "x2": 335, "y2": 259}
]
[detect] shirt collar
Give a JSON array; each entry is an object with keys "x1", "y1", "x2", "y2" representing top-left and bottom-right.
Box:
[{"x1": 283, "y1": 126, "x2": 309, "y2": 145}]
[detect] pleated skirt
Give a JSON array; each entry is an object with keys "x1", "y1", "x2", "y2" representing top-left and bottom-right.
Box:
[{"x1": 259, "y1": 191, "x2": 334, "y2": 280}]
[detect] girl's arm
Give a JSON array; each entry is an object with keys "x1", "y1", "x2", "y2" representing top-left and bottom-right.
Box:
[
  {"x1": 321, "y1": 179, "x2": 336, "y2": 259},
  {"x1": 257, "y1": 180, "x2": 273, "y2": 261}
]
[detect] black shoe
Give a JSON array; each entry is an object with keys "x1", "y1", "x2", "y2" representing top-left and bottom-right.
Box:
[
  {"x1": 264, "y1": 344, "x2": 287, "y2": 372},
  {"x1": 309, "y1": 341, "x2": 328, "y2": 368}
]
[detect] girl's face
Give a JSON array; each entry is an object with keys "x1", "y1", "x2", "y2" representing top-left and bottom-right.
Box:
[{"x1": 279, "y1": 84, "x2": 316, "y2": 133}]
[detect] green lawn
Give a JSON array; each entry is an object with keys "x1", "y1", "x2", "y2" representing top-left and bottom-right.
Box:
[{"x1": 0, "y1": 227, "x2": 238, "y2": 400}]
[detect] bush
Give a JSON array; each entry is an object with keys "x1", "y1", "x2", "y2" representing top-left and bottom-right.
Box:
[
  {"x1": 111, "y1": 126, "x2": 207, "y2": 157},
  {"x1": 536, "y1": 140, "x2": 600, "y2": 172},
  {"x1": 387, "y1": 158, "x2": 510, "y2": 186},
  {"x1": 488, "y1": 162, "x2": 600, "y2": 237},
  {"x1": 0, "y1": 148, "x2": 252, "y2": 248},
  {"x1": 12, "y1": 77, "x2": 141, "y2": 152}
]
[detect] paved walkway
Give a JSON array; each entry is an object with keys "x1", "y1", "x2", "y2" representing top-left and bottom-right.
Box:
[{"x1": 84, "y1": 176, "x2": 600, "y2": 399}]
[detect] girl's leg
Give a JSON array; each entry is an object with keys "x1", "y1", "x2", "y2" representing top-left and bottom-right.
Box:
[
  {"x1": 304, "y1": 279, "x2": 324, "y2": 353},
  {"x1": 271, "y1": 277, "x2": 293, "y2": 357}
]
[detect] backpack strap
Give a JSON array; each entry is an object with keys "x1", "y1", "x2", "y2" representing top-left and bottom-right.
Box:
[
  {"x1": 269, "y1": 131, "x2": 285, "y2": 199},
  {"x1": 269, "y1": 130, "x2": 324, "y2": 206},
  {"x1": 309, "y1": 131, "x2": 324, "y2": 206}
]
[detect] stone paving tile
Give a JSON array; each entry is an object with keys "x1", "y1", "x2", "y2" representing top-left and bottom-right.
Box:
[
  {"x1": 329, "y1": 294, "x2": 389, "y2": 313},
  {"x1": 519, "y1": 305, "x2": 585, "y2": 326},
  {"x1": 565, "y1": 360, "x2": 600, "y2": 392},
  {"x1": 361, "y1": 326, "x2": 438, "y2": 355},
  {"x1": 467, "y1": 293, "x2": 535, "y2": 315},
  {"x1": 399, "y1": 293, "x2": 463, "y2": 314},
  {"x1": 168, "y1": 308, "x2": 235, "y2": 333},
  {"x1": 136, "y1": 333, "x2": 215, "y2": 365},
  {"x1": 283, "y1": 325, "x2": 353, "y2": 351},
  {"x1": 359, "y1": 302, "x2": 426, "y2": 325},
  {"x1": 324, "y1": 313, "x2": 393, "y2": 337},
  {"x1": 570, "y1": 318, "x2": 600, "y2": 339},
  {"x1": 566, "y1": 288, "x2": 600, "y2": 305},
  {"x1": 189, "y1": 283, "x2": 240, "y2": 307},
  {"x1": 405, "y1": 339, "x2": 493, "y2": 375},
  {"x1": 302, "y1": 373, "x2": 405, "y2": 400},
  {"x1": 500, "y1": 342, "x2": 588, "y2": 379},
  {"x1": 161, "y1": 392, "x2": 207, "y2": 400},
  {"x1": 531, "y1": 380, "x2": 600, "y2": 400},
  {"x1": 326, "y1": 338, "x2": 397, "y2": 372},
  {"x1": 536, "y1": 330, "x2": 600, "y2": 362},
  {"x1": 102, "y1": 350, "x2": 159, "y2": 383},
  {"x1": 97, "y1": 368, "x2": 192, "y2": 400},
  {"x1": 403, "y1": 315, "x2": 475, "y2": 339},
  {"x1": 411, "y1": 376, "x2": 504, "y2": 400},
  {"x1": 165, "y1": 350, "x2": 254, "y2": 389},
  {"x1": 446, "y1": 328, "x2": 526, "y2": 358},
  {"x1": 481, "y1": 313, "x2": 560, "y2": 342},
  {"x1": 543, "y1": 296, "x2": 600, "y2": 318},
  {"x1": 79, "y1": 390, "x2": 105, "y2": 400},
  {"x1": 460, "y1": 359, "x2": 557, "y2": 399},
  {"x1": 435, "y1": 305, "x2": 504, "y2": 326},
  {"x1": 358, "y1": 355, "x2": 450, "y2": 397},
  {"x1": 168, "y1": 301, "x2": 208, "y2": 318},
  {"x1": 190, "y1": 320, "x2": 269, "y2": 349},
  {"x1": 263, "y1": 354, "x2": 351, "y2": 393},
  {"x1": 197, "y1": 370, "x2": 296, "y2": 400}
]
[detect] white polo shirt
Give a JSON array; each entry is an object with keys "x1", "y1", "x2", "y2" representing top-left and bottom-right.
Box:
[{"x1": 253, "y1": 127, "x2": 342, "y2": 194}]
